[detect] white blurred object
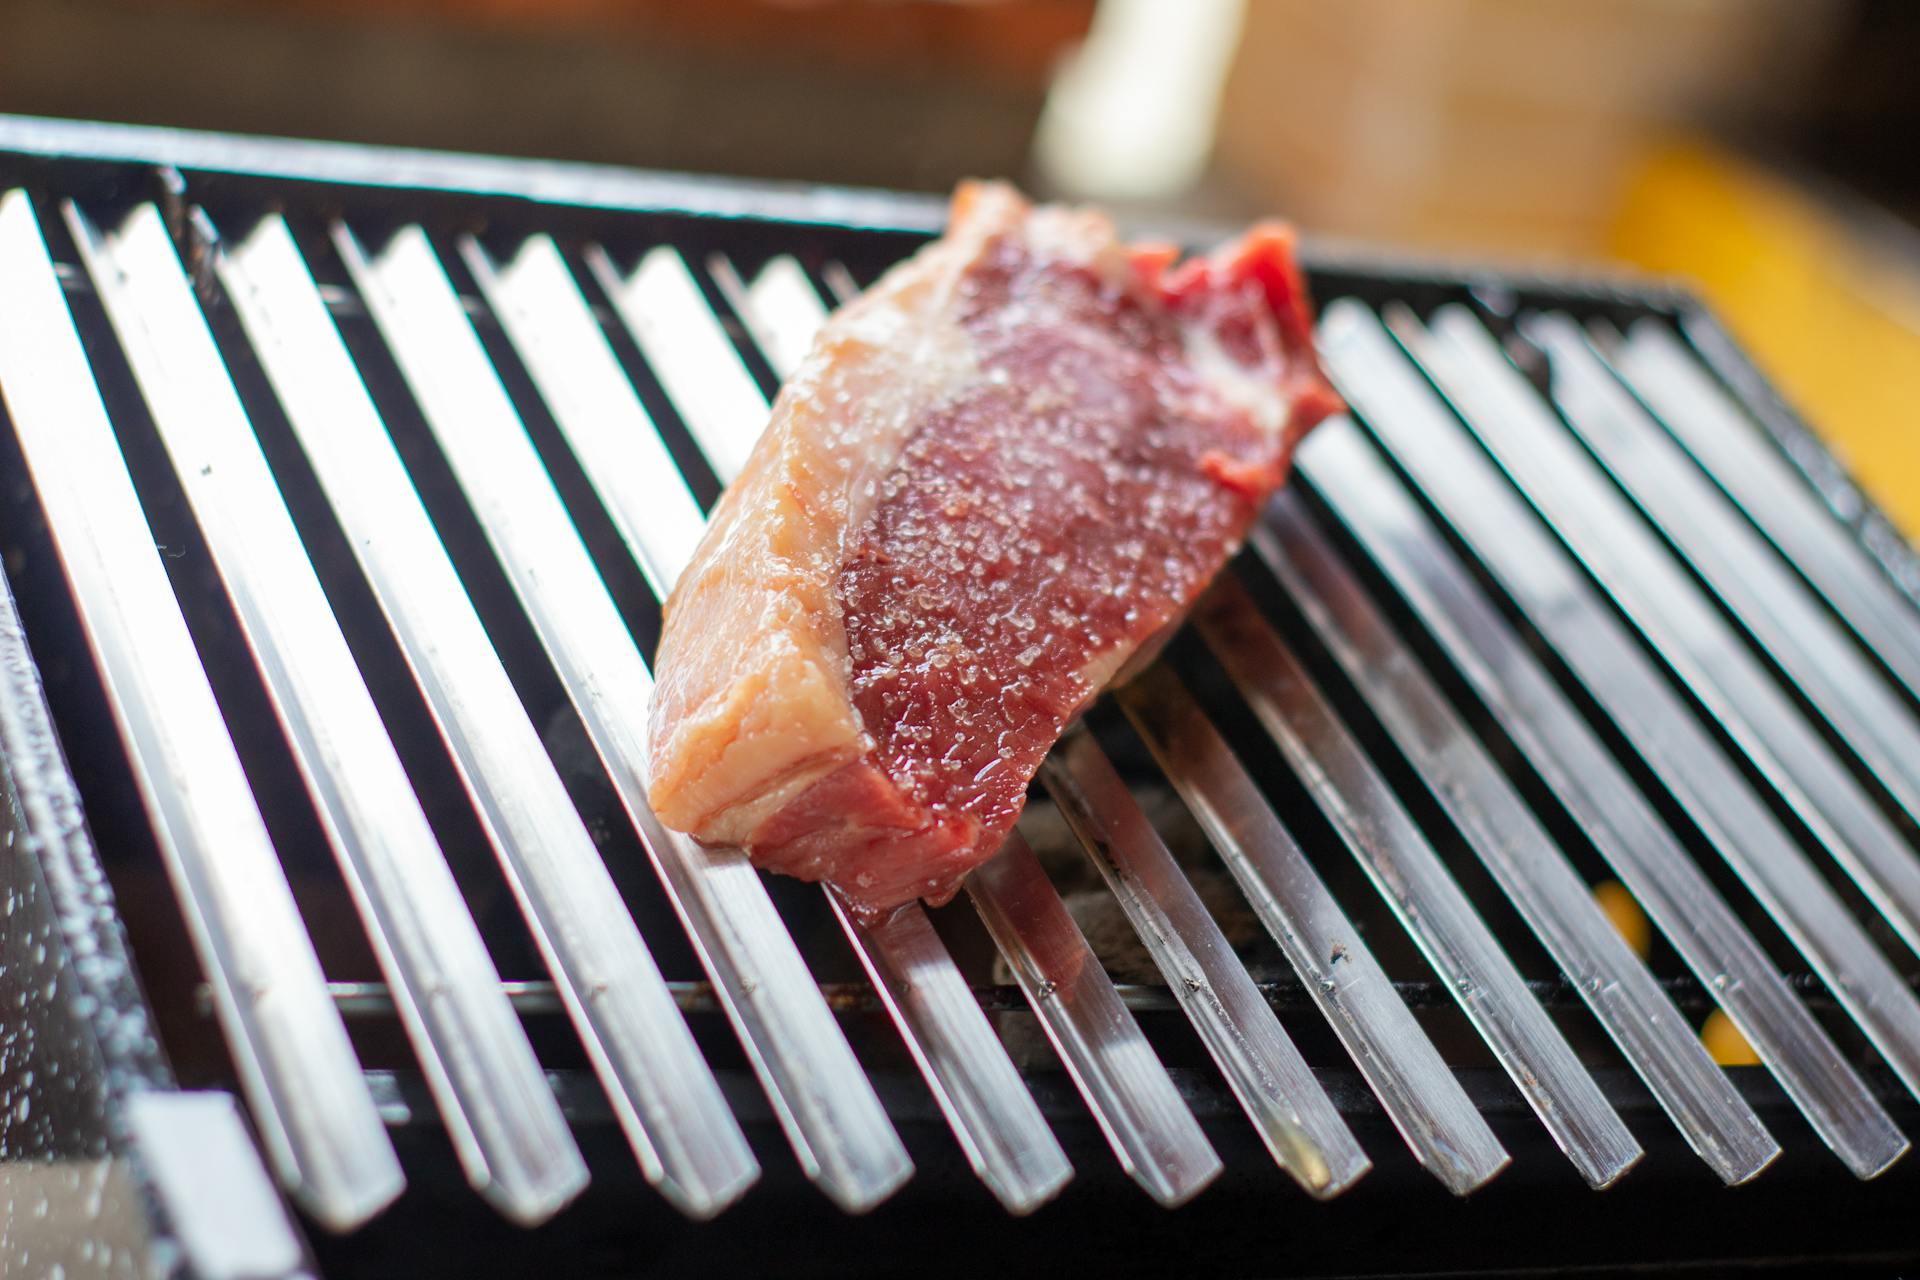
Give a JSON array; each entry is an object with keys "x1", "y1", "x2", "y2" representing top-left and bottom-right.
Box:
[{"x1": 1034, "y1": 0, "x2": 1246, "y2": 201}]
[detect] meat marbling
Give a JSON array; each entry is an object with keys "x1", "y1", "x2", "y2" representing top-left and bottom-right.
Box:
[{"x1": 646, "y1": 181, "x2": 1339, "y2": 916}]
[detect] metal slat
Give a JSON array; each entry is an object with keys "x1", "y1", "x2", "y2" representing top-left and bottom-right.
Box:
[
  {"x1": 591, "y1": 244, "x2": 766, "y2": 482},
  {"x1": 1115, "y1": 668, "x2": 1509, "y2": 1194},
  {"x1": 1530, "y1": 314, "x2": 1920, "y2": 827},
  {"x1": 707, "y1": 253, "x2": 823, "y2": 387},
  {"x1": 1318, "y1": 298, "x2": 1920, "y2": 1135},
  {"x1": 215, "y1": 217, "x2": 761, "y2": 1220},
  {"x1": 66, "y1": 203, "x2": 587, "y2": 1225},
  {"x1": 340, "y1": 223, "x2": 913, "y2": 1214},
  {"x1": 1040, "y1": 735, "x2": 1372, "y2": 1198},
  {"x1": 0, "y1": 189, "x2": 403, "y2": 1232},
  {"x1": 1195, "y1": 574, "x2": 1645, "y2": 1189},
  {"x1": 1295, "y1": 420, "x2": 1907, "y2": 1178},
  {"x1": 436, "y1": 237, "x2": 702, "y2": 600},
  {"x1": 1614, "y1": 320, "x2": 1920, "y2": 702},
  {"x1": 1411, "y1": 307, "x2": 1920, "y2": 963},
  {"x1": 967, "y1": 835, "x2": 1223, "y2": 1207},
  {"x1": 822, "y1": 262, "x2": 864, "y2": 307},
  {"x1": 826, "y1": 892, "x2": 1075, "y2": 1212},
  {"x1": 469, "y1": 237, "x2": 1067, "y2": 1214},
  {"x1": 1251, "y1": 495, "x2": 1778, "y2": 1184}
]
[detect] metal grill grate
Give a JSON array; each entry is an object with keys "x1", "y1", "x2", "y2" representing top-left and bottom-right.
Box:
[{"x1": 3, "y1": 118, "x2": 1919, "y2": 1277}]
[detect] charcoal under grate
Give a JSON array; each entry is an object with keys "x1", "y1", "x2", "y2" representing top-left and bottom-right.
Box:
[{"x1": 2, "y1": 117, "x2": 1919, "y2": 1279}]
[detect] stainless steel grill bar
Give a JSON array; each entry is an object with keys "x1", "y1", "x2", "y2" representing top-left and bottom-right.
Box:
[
  {"x1": 599, "y1": 244, "x2": 765, "y2": 481},
  {"x1": 1114, "y1": 666, "x2": 1510, "y2": 1195},
  {"x1": 821, "y1": 262, "x2": 864, "y2": 309},
  {"x1": 66, "y1": 202, "x2": 587, "y2": 1225},
  {"x1": 440, "y1": 236, "x2": 704, "y2": 601},
  {"x1": 1040, "y1": 734, "x2": 1372, "y2": 1199},
  {"x1": 1410, "y1": 307, "x2": 1920, "y2": 962},
  {"x1": 318, "y1": 973, "x2": 1669, "y2": 1017},
  {"x1": 1527, "y1": 313, "x2": 1920, "y2": 828},
  {"x1": 1614, "y1": 320, "x2": 1920, "y2": 702},
  {"x1": 337, "y1": 222, "x2": 917, "y2": 1214},
  {"x1": 1294, "y1": 417, "x2": 1908, "y2": 1177},
  {"x1": 0, "y1": 190, "x2": 403, "y2": 1232},
  {"x1": 826, "y1": 892, "x2": 1075, "y2": 1213},
  {"x1": 707, "y1": 253, "x2": 823, "y2": 391},
  {"x1": 968, "y1": 834, "x2": 1224, "y2": 1207},
  {"x1": 472, "y1": 236, "x2": 1067, "y2": 1213},
  {"x1": 1319, "y1": 298, "x2": 1920, "y2": 1129},
  {"x1": 720, "y1": 254, "x2": 1361, "y2": 1198},
  {"x1": 215, "y1": 216, "x2": 761, "y2": 1219},
  {"x1": 1251, "y1": 495, "x2": 1778, "y2": 1184},
  {"x1": 1195, "y1": 574, "x2": 1644, "y2": 1188}
]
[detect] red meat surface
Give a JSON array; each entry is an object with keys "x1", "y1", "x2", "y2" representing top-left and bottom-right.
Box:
[{"x1": 647, "y1": 182, "x2": 1338, "y2": 916}]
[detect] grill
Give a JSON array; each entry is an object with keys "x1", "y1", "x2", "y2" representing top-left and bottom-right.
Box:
[{"x1": 3, "y1": 116, "x2": 1919, "y2": 1279}]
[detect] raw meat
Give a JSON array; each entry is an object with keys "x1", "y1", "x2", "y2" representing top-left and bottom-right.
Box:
[{"x1": 646, "y1": 181, "x2": 1339, "y2": 916}]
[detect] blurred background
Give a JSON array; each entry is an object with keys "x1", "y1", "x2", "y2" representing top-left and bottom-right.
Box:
[{"x1": 3, "y1": 0, "x2": 1916, "y2": 532}]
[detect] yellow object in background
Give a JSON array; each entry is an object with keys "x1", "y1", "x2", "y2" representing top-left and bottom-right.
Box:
[
  {"x1": 1590, "y1": 878, "x2": 1764, "y2": 1066},
  {"x1": 1701, "y1": 1009, "x2": 1763, "y2": 1068},
  {"x1": 1611, "y1": 137, "x2": 1920, "y2": 540},
  {"x1": 1591, "y1": 880, "x2": 1652, "y2": 958}
]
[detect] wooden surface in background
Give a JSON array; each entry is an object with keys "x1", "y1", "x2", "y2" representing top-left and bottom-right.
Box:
[
  {"x1": 0, "y1": 0, "x2": 1088, "y2": 189},
  {"x1": 225, "y1": 0, "x2": 1093, "y2": 83}
]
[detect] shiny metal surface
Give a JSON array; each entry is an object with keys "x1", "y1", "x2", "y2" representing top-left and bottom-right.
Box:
[
  {"x1": 127, "y1": 1092, "x2": 308, "y2": 1280},
  {"x1": 0, "y1": 189, "x2": 402, "y2": 1232},
  {"x1": 70, "y1": 202, "x2": 586, "y2": 1226},
  {"x1": 342, "y1": 222, "x2": 884, "y2": 1216},
  {"x1": 1116, "y1": 666, "x2": 1510, "y2": 1194},
  {"x1": 1319, "y1": 298, "x2": 1920, "y2": 1152},
  {"x1": 1041, "y1": 733, "x2": 1372, "y2": 1199},
  {"x1": 709, "y1": 253, "x2": 826, "y2": 389},
  {"x1": 1196, "y1": 574, "x2": 1644, "y2": 1188},
  {"x1": 477, "y1": 236, "x2": 1063, "y2": 1214},
  {"x1": 1614, "y1": 320, "x2": 1920, "y2": 702},
  {"x1": 1412, "y1": 306, "x2": 1920, "y2": 963},
  {"x1": 312, "y1": 976, "x2": 1410, "y2": 1018},
  {"x1": 460, "y1": 236, "x2": 703, "y2": 600},
  {"x1": 1252, "y1": 495, "x2": 1777, "y2": 1184},
  {"x1": 590, "y1": 244, "x2": 766, "y2": 482},
  {"x1": 1531, "y1": 314, "x2": 1920, "y2": 829},
  {"x1": 218, "y1": 216, "x2": 761, "y2": 1219},
  {"x1": 966, "y1": 834, "x2": 1223, "y2": 1207},
  {"x1": 449, "y1": 235, "x2": 913, "y2": 1214},
  {"x1": 1295, "y1": 417, "x2": 1908, "y2": 1178},
  {"x1": 830, "y1": 894, "x2": 1074, "y2": 1213}
]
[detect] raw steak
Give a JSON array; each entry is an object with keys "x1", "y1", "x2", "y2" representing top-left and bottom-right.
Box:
[{"x1": 646, "y1": 181, "x2": 1339, "y2": 916}]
